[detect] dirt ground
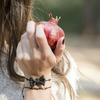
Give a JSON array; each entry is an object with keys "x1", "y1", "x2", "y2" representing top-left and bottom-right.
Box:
[{"x1": 66, "y1": 35, "x2": 100, "y2": 100}]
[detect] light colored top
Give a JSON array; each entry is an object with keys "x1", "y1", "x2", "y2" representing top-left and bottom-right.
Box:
[{"x1": 0, "y1": 49, "x2": 78, "y2": 100}]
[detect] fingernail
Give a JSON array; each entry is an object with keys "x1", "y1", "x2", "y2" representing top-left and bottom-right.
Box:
[{"x1": 62, "y1": 38, "x2": 65, "y2": 45}]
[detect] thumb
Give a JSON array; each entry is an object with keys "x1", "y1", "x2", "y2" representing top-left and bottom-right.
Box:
[{"x1": 54, "y1": 37, "x2": 65, "y2": 60}]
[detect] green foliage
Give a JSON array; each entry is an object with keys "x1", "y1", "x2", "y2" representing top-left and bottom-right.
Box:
[{"x1": 33, "y1": 0, "x2": 84, "y2": 33}]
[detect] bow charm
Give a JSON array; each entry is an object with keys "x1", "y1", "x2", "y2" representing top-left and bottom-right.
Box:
[{"x1": 29, "y1": 75, "x2": 46, "y2": 89}]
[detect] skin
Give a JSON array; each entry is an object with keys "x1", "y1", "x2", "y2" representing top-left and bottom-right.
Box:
[{"x1": 16, "y1": 21, "x2": 65, "y2": 100}]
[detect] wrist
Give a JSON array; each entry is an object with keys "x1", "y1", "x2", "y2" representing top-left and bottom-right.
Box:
[
  {"x1": 24, "y1": 71, "x2": 51, "y2": 88},
  {"x1": 23, "y1": 72, "x2": 51, "y2": 100},
  {"x1": 24, "y1": 69, "x2": 51, "y2": 79}
]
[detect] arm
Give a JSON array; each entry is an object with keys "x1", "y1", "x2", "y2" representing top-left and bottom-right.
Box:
[
  {"x1": 24, "y1": 73, "x2": 51, "y2": 100},
  {"x1": 16, "y1": 21, "x2": 65, "y2": 100}
]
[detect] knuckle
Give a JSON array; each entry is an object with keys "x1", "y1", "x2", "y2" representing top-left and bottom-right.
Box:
[
  {"x1": 42, "y1": 52, "x2": 50, "y2": 60},
  {"x1": 27, "y1": 29, "x2": 34, "y2": 36},
  {"x1": 16, "y1": 54, "x2": 23, "y2": 61},
  {"x1": 21, "y1": 33, "x2": 27, "y2": 40},
  {"x1": 36, "y1": 35, "x2": 44, "y2": 40},
  {"x1": 60, "y1": 48, "x2": 64, "y2": 52},
  {"x1": 59, "y1": 47, "x2": 65, "y2": 52},
  {"x1": 33, "y1": 57, "x2": 39, "y2": 63},
  {"x1": 23, "y1": 53, "x2": 30, "y2": 61},
  {"x1": 32, "y1": 54, "x2": 41, "y2": 62}
]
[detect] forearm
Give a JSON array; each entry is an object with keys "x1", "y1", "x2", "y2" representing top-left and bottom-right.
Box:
[
  {"x1": 17, "y1": 21, "x2": 65, "y2": 100},
  {"x1": 24, "y1": 72, "x2": 51, "y2": 100}
]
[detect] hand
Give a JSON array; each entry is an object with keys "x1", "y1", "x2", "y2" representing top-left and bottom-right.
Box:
[{"x1": 16, "y1": 21, "x2": 65, "y2": 79}]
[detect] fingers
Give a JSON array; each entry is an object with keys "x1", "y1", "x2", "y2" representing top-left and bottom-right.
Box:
[
  {"x1": 54, "y1": 37, "x2": 65, "y2": 61},
  {"x1": 27, "y1": 22, "x2": 51, "y2": 54},
  {"x1": 16, "y1": 42, "x2": 23, "y2": 60},
  {"x1": 36, "y1": 25, "x2": 51, "y2": 52},
  {"x1": 20, "y1": 33, "x2": 31, "y2": 60},
  {"x1": 27, "y1": 21, "x2": 38, "y2": 49},
  {"x1": 16, "y1": 32, "x2": 31, "y2": 62}
]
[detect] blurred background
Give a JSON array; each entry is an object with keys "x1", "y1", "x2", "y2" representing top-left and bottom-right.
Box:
[{"x1": 33, "y1": 0, "x2": 100, "y2": 100}]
